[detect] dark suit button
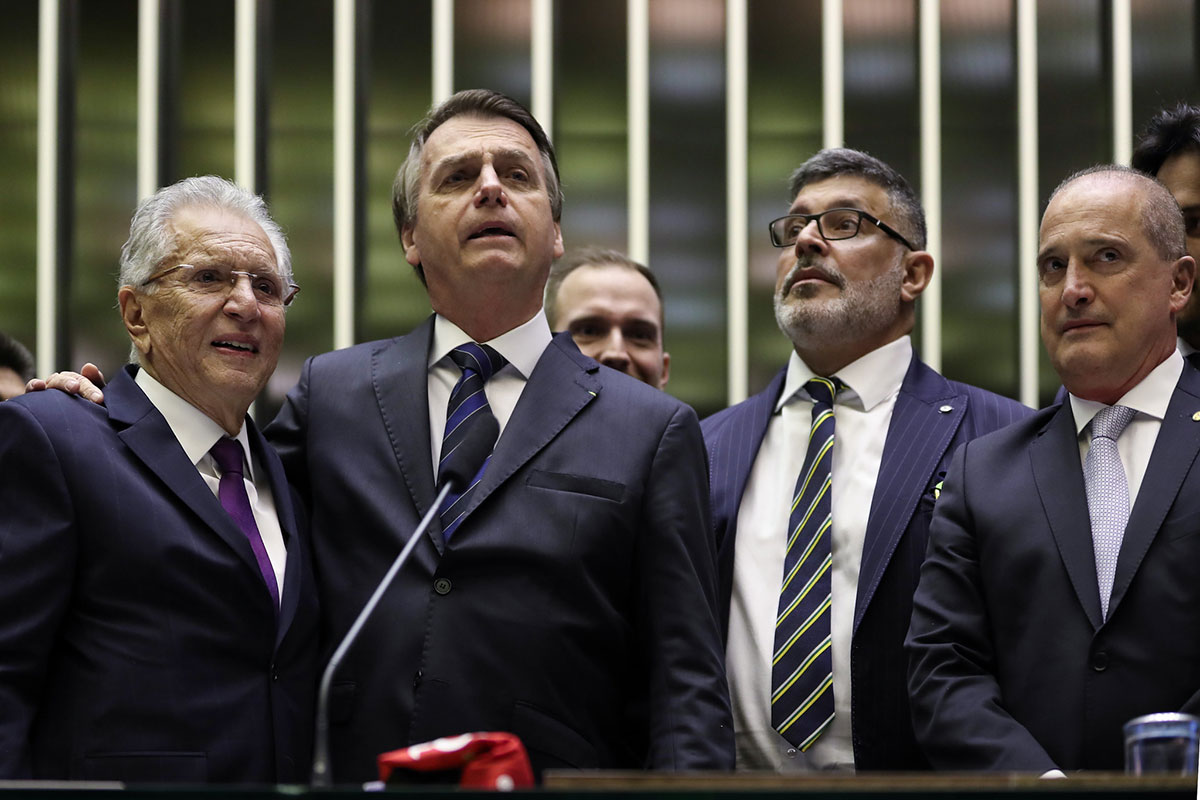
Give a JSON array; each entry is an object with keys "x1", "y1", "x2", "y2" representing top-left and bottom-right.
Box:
[
  {"x1": 413, "y1": 670, "x2": 423, "y2": 688},
  {"x1": 434, "y1": 578, "x2": 452, "y2": 595},
  {"x1": 1091, "y1": 651, "x2": 1108, "y2": 671},
  {"x1": 271, "y1": 663, "x2": 279, "y2": 681}
]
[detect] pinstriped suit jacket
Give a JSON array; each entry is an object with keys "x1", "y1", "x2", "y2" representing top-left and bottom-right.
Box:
[{"x1": 702, "y1": 353, "x2": 1031, "y2": 770}]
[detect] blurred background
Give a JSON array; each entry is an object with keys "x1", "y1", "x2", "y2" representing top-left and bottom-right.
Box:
[{"x1": 1, "y1": 0, "x2": 1197, "y2": 419}]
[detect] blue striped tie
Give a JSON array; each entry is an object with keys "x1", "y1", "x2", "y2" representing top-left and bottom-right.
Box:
[
  {"x1": 771, "y1": 375, "x2": 841, "y2": 751},
  {"x1": 438, "y1": 342, "x2": 506, "y2": 540}
]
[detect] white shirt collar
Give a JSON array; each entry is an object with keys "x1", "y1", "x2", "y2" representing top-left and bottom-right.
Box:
[
  {"x1": 1069, "y1": 349, "x2": 1183, "y2": 435},
  {"x1": 776, "y1": 335, "x2": 913, "y2": 413},
  {"x1": 134, "y1": 367, "x2": 254, "y2": 478},
  {"x1": 429, "y1": 309, "x2": 552, "y2": 379}
]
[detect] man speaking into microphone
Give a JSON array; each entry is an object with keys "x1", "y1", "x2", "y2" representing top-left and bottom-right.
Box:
[{"x1": 267, "y1": 89, "x2": 733, "y2": 780}]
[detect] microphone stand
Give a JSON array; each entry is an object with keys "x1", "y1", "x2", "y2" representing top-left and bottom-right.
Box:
[{"x1": 310, "y1": 480, "x2": 454, "y2": 788}]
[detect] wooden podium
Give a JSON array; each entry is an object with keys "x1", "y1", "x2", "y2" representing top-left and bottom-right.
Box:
[{"x1": 544, "y1": 770, "x2": 1198, "y2": 799}]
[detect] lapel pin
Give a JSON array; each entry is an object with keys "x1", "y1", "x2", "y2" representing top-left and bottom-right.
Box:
[
  {"x1": 939, "y1": 404, "x2": 953, "y2": 414},
  {"x1": 1192, "y1": 411, "x2": 1200, "y2": 421}
]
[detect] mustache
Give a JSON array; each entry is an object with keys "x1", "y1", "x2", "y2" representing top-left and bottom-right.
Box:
[{"x1": 779, "y1": 257, "x2": 845, "y2": 294}]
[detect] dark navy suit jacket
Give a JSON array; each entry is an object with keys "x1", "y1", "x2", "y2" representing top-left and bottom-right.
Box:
[
  {"x1": 702, "y1": 353, "x2": 1030, "y2": 770},
  {"x1": 266, "y1": 316, "x2": 733, "y2": 781},
  {"x1": 908, "y1": 363, "x2": 1200, "y2": 771},
  {"x1": 0, "y1": 365, "x2": 319, "y2": 783}
]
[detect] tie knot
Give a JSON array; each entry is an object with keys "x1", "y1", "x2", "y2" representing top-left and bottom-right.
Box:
[
  {"x1": 210, "y1": 437, "x2": 245, "y2": 477},
  {"x1": 1091, "y1": 404, "x2": 1136, "y2": 442},
  {"x1": 804, "y1": 376, "x2": 843, "y2": 409},
  {"x1": 450, "y1": 342, "x2": 507, "y2": 383}
]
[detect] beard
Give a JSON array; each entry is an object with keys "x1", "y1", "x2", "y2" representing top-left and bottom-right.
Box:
[{"x1": 774, "y1": 256, "x2": 905, "y2": 346}]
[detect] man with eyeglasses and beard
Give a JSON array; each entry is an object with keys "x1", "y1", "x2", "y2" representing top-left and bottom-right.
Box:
[
  {"x1": 703, "y1": 148, "x2": 1030, "y2": 772},
  {"x1": 0, "y1": 176, "x2": 318, "y2": 784}
]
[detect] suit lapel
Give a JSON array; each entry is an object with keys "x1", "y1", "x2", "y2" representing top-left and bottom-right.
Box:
[
  {"x1": 854, "y1": 356, "x2": 966, "y2": 634},
  {"x1": 714, "y1": 370, "x2": 784, "y2": 551},
  {"x1": 1030, "y1": 402, "x2": 1104, "y2": 628},
  {"x1": 459, "y1": 333, "x2": 598, "y2": 524},
  {"x1": 107, "y1": 367, "x2": 273, "y2": 587},
  {"x1": 370, "y1": 317, "x2": 438, "y2": 550},
  {"x1": 1108, "y1": 370, "x2": 1200, "y2": 617}
]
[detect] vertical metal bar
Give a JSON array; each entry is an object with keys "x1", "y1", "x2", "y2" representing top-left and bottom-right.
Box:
[
  {"x1": 726, "y1": 0, "x2": 748, "y2": 405},
  {"x1": 531, "y1": 0, "x2": 553, "y2": 141},
  {"x1": 822, "y1": 0, "x2": 843, "y2": 149},
  {"x1": 235, "y1": 0, "x2": 257, "y2": 190},
  {"x1": 36, "y1": 0, "x2": 61, "y2": 375},
  {"x1": 137, "y1": 0, "x2": 160, "y2": 200},
  {"x1": 627, "y1": 0, "x2": 649, "y2": 264},
  {"x1": 1111, "y1": 0, "x2": 1132, "y2": 163},
  {"x1": 919, "y1": 0, "x2": 941, "y2": 371},
  {"x1": 333, "y1": 0, "x2": 356, "y2": 350},
  {"x1": 432, "y1": 0, "x2": 454, "y2": 103},
  {"x1": 1017, "y1": 0, "x2": 1039, "y2": 408}
]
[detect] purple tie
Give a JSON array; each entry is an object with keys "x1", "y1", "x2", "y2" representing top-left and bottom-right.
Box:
[{"x1": 210, "y1": 437, "x2": 280, "y2": 610}]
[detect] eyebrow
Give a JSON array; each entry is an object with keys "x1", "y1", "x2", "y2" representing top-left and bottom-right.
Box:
[
  {"x1": 789, "y1": 197, "x2": 871, "y2": 214},
  {"x1": 1036, "y1": 236, "x2": 1126, "y2": 260},
  {"x1": 430, "y1": 148, "x2": 538, "y2": 177}
]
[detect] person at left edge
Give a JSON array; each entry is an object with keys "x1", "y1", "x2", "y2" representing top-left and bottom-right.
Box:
[
  {"x1": 0, "y1": 176, "x2": 319, "y2": 783},
  {"x1": 265, "y1": 89, "x2": 733, "y2": 780}
]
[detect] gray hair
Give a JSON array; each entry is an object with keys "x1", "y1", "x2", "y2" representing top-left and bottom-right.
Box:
[
  {"x1": 788, "y1": 148, "x2": 927, "y2": 252},
  {"x1": 118, "y1": 175, "x2": 292, "y2": 292},
  {"x1": 1048, "y1": 164, "x2": 1187, "y2": 261},
  {"x1": 391, "y1": 89, "x2": 563, "y2": 284}
]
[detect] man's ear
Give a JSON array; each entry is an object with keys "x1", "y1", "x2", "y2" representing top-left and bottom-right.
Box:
[
  {"x1": 552, "y1": 222, "x2": 564, "y2": 261},
  {"x1": 401, "y1": 222, "x2": 421, "y2": 268},
  {"x1": 900, "y1": 250, "x2": 935, "y2": 303},
  {"x1": 118, "y1": 287, "x2": 151, "y2": 358},
  {"x1": 1170, "y1": 254, "x2": 1196, "y2": 315},
  {"x1": 658, "y1": 350, "x2": 671, "y2": 390}
]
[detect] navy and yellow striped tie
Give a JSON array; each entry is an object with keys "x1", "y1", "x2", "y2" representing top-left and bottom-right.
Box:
[
  {"x1": 771, "y1": 375, "x2": 841, "y2": 750},
  {"x1": 438, "y1": 342, "x2": 506, "y2": 540}
]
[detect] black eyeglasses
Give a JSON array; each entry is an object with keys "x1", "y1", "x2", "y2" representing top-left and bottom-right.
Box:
[{"x1": 768, "y1": 208, "x2": 915, "y2": 251}]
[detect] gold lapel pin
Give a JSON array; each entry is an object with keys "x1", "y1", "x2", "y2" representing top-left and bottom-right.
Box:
[{"x1": 1192, "y1": 411, "x2": 1200, "y2": 421}]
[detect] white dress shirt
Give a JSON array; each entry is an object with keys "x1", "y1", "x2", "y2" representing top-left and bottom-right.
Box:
[
  {"x1": 1070, "y1": 350, "x2": 1183, "y2": 512},
  {"x1": 427, "y1": 311, "x2": 552, "y2": 471},
  {"x1": 726, "y1": 336, "x2": 912, "y2": 771},
  {"x1": 135, "y1": 368, "x2": 287, "y2": 600}
]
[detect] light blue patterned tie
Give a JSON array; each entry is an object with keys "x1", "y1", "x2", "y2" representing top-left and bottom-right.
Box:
[
  {"x1": 438, "y1": 342, "x2": 506, "y2": 540},
  {"x1": 1084, "y1": 404, "x2": 1136, "y2": 620},
  {"x1": 772, "y1": 376, "x2": 841, "y2": 751}
]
